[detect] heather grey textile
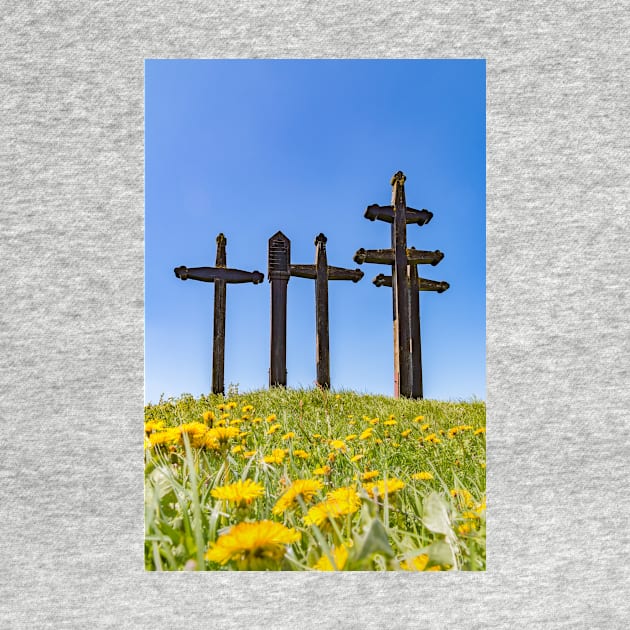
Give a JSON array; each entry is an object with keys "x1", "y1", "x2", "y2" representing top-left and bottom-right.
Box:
[{"x1": 1, "y1": 2, "x2": 629, "y2": 628}]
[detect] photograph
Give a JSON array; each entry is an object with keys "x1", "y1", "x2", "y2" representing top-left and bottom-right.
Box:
[{"x1": 144, "y1": 58, "x2": 486, "y2": 571}]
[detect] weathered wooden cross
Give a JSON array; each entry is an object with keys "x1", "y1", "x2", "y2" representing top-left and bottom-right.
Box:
[
  {"x1": 174, "y1": 233, "x2": 264, "y2": 395},
  {"x1": 290, "y1": 233, "x2": 363, "y2": 389},
  {"x1": 354, "y1": 172, "x2": 448, "y2": 399},
  {"x1": 268, "y1": 231, "x2": 291, "y2": 387}
]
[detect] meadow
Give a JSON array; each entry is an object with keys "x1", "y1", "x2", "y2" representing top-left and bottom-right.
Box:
[{"x1": 144, "y1": 388, "x2": 486, "y2": 571}]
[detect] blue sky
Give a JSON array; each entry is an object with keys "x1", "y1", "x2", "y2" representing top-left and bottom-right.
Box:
[{"x1": 145, "y1": 59, "x2": 485, "y2": 404}]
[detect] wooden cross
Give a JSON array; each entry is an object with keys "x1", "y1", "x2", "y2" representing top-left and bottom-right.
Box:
[
  {"x1": 354, "y1": 172, "x2": 447, "y2": 399},
  {"x1": 290, "y1": 233, "x2": 363, "y2": 389},
  {"x1": 268, "y1": 231, "x2": 291, "y2": 387},
  {"x1": 174, "y1": 233, "x2": 264, "y2": 395}
]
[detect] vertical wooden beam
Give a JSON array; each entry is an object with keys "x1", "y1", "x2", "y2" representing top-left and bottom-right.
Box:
[
  {"x1": 409, "y1": 262, "x2": 423, "y2": 399},
  {"x1": 268, "y1": 232, "x2": 290, "y2": 387},
  {"x1": 391, "y1": 171, "x2": 412, "y2": 397},
  {"x1": 314, "y1": 234, "x2": 330, "y2": 389},
  {"x1": 212, "y1": 233, "x2": 227, "y2": 395}
]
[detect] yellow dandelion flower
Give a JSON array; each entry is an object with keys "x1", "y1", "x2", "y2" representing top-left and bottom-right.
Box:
[
  {"x1": 263, "y1": 448, "x2": 287, "y2": 464},
  {"x1": 204, "y1": 426, "x2": 241, "y2": 450},
  {"x1": 359, "y1": 428, "x2": 374, "y2": 440},
  {"x1": 205, "y1": 520, "x2": 300, "y2": 570},
  {"x1": 282, "y1": 431, "x2": 296, "y2": 440},
  {"x1": 475, "y1": 496, "x2": 487, "y2": 514},
  {"x1": 211, "y1": 479, "x2": 264, "y2": 506},
  {"x1": 202, "y1": 410, "x2": 215, "y2": 423},
  {"x1": 292, "y1": 449, "x2": 310, "y2": 459},
  {"x1": 226, "y1": 401, "x2": 237, "y2": 410},
  {"x1": 179, "y1": 421, "x2": 208, "y2": 438},
  {"x1": 241, "y1": 405, "x2": 254, "y2": 414},
  {"x1": 312, "y1": 433, "x2": 322, "y2": 439},
  {"x1": 411, "y1": 471, "x2": 434, "y2": 481},
  {"x1": 335, "y1": 394, "x2": 341, "y2": 399},
  {"x1": 230, "y1": 418, "x2": 243, "y2": 426},
  {"x1": 272, "y1": 478, "x2": 323, "y2": 515},
  {"x1": 413, "y1": 415, "x2": 425, "y2": 423},
  {"x1": 242, "y1": 450, "x2": 256, "y2": 458},
  {"x1": 424, "y1": 433, "x2": 441, "y2": 445},
  {"x1": 252, "y1": 417, "x2": 263, "y2": 424},
  {"x1": 267, "y1": 423, "x2": 281, "y2": 435},
  {"x1": 457, "y1": 523, "x2": 472, "y2": 535},
  {"x1": 421, "y1": 423, "x2": 431, "y2": 431},
  {"x1": 304, "y1": 486, "x2": 361, "y2": 527},
  {"x1": 363, "y1": 477, "x2": 405, "y2": 499},
  {"x1": 144, "y1": 420, "x2": 165, "y2": 434},
  {"x1": 450, "y1": 488, "x2": 474, "y2": 508},
  {"x1": 266, "y1": 414, "x2": 277, "y2": 423},
  {"x1": 350, "y1": 453, "x2": 363, "y2": 463},
  {"x1": 384, "y1": 419, "x2": 397, "y2": 426},
  {"x1": 474, "y1": 427, "x2": 486, "y2": 435},
  {"x1": 361, "y1": 470, "x2": 380, "y2": 481},
  {"x1": 374, "y1": 438, "x2": 383, "y2": 444},
  {"x1": 327, "y1": 452, "x2": 336, "y2": 462},
  {"x1": 400, "y1": 553, "x2": 430, "y2": 571},
  {"x1": 326, "y1": 486, "x2": 362, "y2": 509},
  {"x1": 231, "y1": 445, "x2": 243, "y2": 454},
  {"x1": 345, "y1": 434, "x2": 357, "y2": 441},
  {"x1": 313, "y1": 465, "x2": 331, "y2": 475},
  {"x1": 401, "y1": 429, "x2": 412, "y2": 438},
  {"x1": 329, "y1": 439, "x2": 346, "y2": 451},
  {"x1": 313, "y1": 545, "x2": 349, "y2": 571},
  {"x1": 148, "y1": 428, "x2": 180, "y2": 447},
  {"x1": 216, "y1": 403, "x2": 227, "y2": 411},
  {"x1": 369, "y1": 418, "x2": 379, "y2": 425}
]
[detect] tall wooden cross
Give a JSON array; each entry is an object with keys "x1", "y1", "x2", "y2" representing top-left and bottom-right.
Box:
[
  {"x1": 354, "y1": 172, "x2": 447, "y2": 398},
  {"x1": 174, "y1": 233, "x2": 264, "y2": 395},
  {"x1": 290, "y1": 233, "x2": 363, "y2": 389},
  {"x1": 268, "y1": 231, "x2": 291, "y2": 387}
]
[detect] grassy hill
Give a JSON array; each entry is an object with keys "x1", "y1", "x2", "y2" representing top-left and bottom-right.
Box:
[{"x1": 145, "y1": 388, "x2": 486, "y2": 571}]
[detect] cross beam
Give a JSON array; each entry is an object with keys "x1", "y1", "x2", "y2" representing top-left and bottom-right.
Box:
[
  {"x1": 373, "y1": 274, "x2": 450, "y2": 292},
  {"x1": 290, "y1": 233, "x2": 363, "y2": 389},
  {"x1": 174, "y1": 233, "x2": 264, "y2": 395},
  {"x1": 364, "y1": 204, "x2": 433, "y2": 226},
  {"x1": 354, "y1": 247, "x2": 444, "y2": 266}
]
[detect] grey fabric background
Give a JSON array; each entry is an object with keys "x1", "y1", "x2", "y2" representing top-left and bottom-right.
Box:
[{"x1": 1, "y1": 1, "x2": 629, "y2": 628}]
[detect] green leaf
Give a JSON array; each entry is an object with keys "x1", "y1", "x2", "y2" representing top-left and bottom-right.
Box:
[
  {"x1": 353, "y1": 517, "x2": 394, "y2": 563},
  {"x1": 422, "y1": 540, "x2": 456, "y2": 568},
  {"x1": 422, "y1": 492, "x2": 453, "y2": 537}
]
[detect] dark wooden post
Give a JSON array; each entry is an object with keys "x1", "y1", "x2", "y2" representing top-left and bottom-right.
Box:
[
  {"x1": 373, "y1": 271, "x2": 449, "y2": 398},
  {"x1": 354, "y1": 171, "x2": 447, "y2": 399},
  {"x1": 268, "y1": 231, "x2": 291, "y2": 387},
  {"x1": 174, "y1": 233, "x2": 264, "y2": 395},
  {"x1": 290, "y1": 234, "x2": 363, "y2": 389},
  {"x1": 212, "y1": 234, "x2": 227, "y2": 395}
]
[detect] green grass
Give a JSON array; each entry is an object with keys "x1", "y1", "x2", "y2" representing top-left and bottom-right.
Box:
[{"x1": 144, "y1": 388, "x2": 486, "y2": 571}]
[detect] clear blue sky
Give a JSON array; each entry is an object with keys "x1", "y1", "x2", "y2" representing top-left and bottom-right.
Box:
[{"x1": 145, "y1": 59, "x2": 485, "y2": 404}]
